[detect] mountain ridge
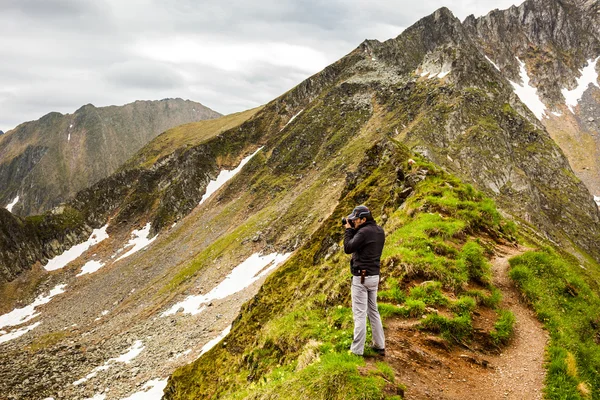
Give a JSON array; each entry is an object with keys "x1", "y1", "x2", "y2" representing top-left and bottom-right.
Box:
[
  {"x1": 0, "y1": 98, "x2": 221, "y2": 216},
  {"x1": 2, "y1": 1, "x2": 600, "y2": 399}
]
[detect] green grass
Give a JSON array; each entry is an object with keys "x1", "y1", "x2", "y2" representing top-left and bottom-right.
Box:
[
  {"x1": 226, "y1": 353, "x2": 399, "y2": 400},
  {"x1": 489, "y1": 309, "x2": 515, "y2": 346},
  {"x1": 164, "y1": 105, "x2": 519, "y2": 399},
  {"x1": 509, "y1": 249, "x2": 600, "y2": 399},
  {"x1": 126, "y1": 107, "x2": 263, "y2": 169}
]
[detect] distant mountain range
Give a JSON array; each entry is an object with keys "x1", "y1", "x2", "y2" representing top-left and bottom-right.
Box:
[{"x1": 0, "y1": 99, "x2": 220, "y2": 216}]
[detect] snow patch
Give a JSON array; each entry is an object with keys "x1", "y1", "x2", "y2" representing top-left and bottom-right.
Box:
[
  {"x1": 69, "y1": 124, "x2": 73, "y2": 129},
  {"x1": 114, "y1": 340, "x2": 145, "y2": 363},
  {"x1": 562, "y1": 57, "x2": 600, "y2": 113},
  {"x1": 0, "y1": 322, "x2": 41, "y2": 344},
  {"x1": 45, "y1": 225, "x2": 109, "y2": 271},
  {"x1": 68, "y1": 133, "x2": 71, "y2": 141},
  {"x1": 509, "y1": 58, "x2": 547, "y2": 120},
  {"x1": 171, "y1": 349, "x2": 192, "y2": 360},
  {"x1": 485, "y1": 55, "x2": 500, "y2": 71},
  {"x1": 200, "y1": 325, "x2": 232, "y2": 356},
  {"x1": 0, "y1": 284, "x2": 66, "y2": 330},
  {"x1": 6, "y1": 195, "x2": 19, "y2": 212},
  {"x1": 114, "y1": 224, "x2": 157, "y2": 262},
  {"x1": 77, "y1": 260, "x2": 106, "y2": 277},
  {"x1": 199, "y1": 147, "x2": 263, "y2": 206},
  {"x1": 73, "y1": 341, "x2": 145, "y2": 385},
  {"x1": 120, "y1": 379, "x2": 167, "y2": 400},
  {"x1": 83, "y1": 394, "x2": 106, "y2": 400},
  {"x1": 163, "y1": 252, "x2": 291, "y2": 316},
  {"x1": 594, "y1": 195, "x2": 600, "y2": 207},
  {"x1": 280, "y1": 110, "x2": 304, "y2": 132},
  {"x1": 551, "y1": 111, "x2": 563, "y2": 117}
]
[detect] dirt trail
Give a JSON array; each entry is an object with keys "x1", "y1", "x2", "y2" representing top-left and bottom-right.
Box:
[{"x1": 380, "y1": 245, "x2": 548, "y2": 399}]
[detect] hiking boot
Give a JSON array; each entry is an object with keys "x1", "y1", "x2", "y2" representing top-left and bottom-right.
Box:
[{"x1": 369, "y1": 346, "x2": 385, "y2": 356}]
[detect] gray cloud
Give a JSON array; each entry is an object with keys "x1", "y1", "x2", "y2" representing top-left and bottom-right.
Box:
[{"x1": 0, "y1": 0, "x2": 523, "y2": 132}]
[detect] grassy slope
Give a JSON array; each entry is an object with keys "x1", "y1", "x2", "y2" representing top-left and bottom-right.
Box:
[
  {"x1": 509, "y1": 247, "x2": 600, "y2": 399},
  {"x1": 163, "y1": 141, "x2": 518, "y2": 399},
  {"x1": 124, "y1": 107, "x2": 263, "y2": 169}
]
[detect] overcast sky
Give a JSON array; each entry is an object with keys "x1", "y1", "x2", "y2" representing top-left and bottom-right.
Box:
[{"x1": 0, "y1": 0, "x2": 523, "y2": 132}]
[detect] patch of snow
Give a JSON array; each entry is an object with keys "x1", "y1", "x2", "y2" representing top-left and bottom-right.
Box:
[
  {"x1": 0, "y1": 322, "x2": 41, "y2": 344},
  {"x1": 485, "y1": 56, "x2": 501, "y2": 71},
  {"x1": 509, "y1": 58, "x2": 547, "y2": 120},
  {"x1": 73, "y1": 341, "x2": 145, "y2": 385},
  {"x1": 171, "y1": 222, "x2": 177, "y2": 228},
  {"x1": 101, "y1": 310, "x2": 109, "y2": 316},
  {"x1": 5, "y1": 195, "x2": 19, "y2": 212},
  {"x1": 83, "y1": 394, "x2": 106, "y2": 400},
  {"x1": 77, "y1": 260, "x2": 106, "y2": 277},
  {"x1": 68, "y1": 133, "x2": 71, "y2": 141},
  {"x1": 69, "y1": 124, "x2": 73, "y2": 129},
  {"x1": 437, "y1": 68, "x2": 451, "y2": 79},
  {"x1": 114, "y1": 340, "x2": 145, "y2": 363},
  {"x1": 162, "y1": 252, "x2": 291, "y2": 316},
  {"x1": 594, "y1": 195, "x2": 600, "y2": 207},
  {"x1": 280, "y1": 110, "x2": 303, "y2": 132},
  {"x1": 73, "y1": 365, "x2": 110, "y2": 385},
  {"x1": 171, "y1": 349, "x2": 192, "y2": 360},
  {"x1": 562, "y1": 57, "x2": 600, "y2": 113},
  {"x1": 200, "y1": 325, "x2": 232, "y2": 356},
  {"x1": 45, "y1": 225, "x2": 109, "y2": 271},
  {"x1": 120, "y1": 379, "x2": 167, "y2": 400},
  {"x1": 199, "y1": 147, "x2": 263, "y2": 206},
  {"x1": 0, "y1": 284, "x2": 66, "y2": 329},
  {"x1": 419, "y1": 67, "x2": 451, "y2": 79},
  {"x1": 551, "y1": 111, "x2": 563, "y2": 117},
  {"x1": 115, "y1": 223, "x2": 157, "y2": 262}
]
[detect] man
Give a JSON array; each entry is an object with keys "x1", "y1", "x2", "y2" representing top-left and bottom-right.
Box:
[{"x1": 343, "y1": 204, "x2": 386, "y2": 356}]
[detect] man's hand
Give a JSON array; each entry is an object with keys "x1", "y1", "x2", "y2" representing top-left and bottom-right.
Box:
[{"x1": 344, "y1": 221, "x2": 353, "y2": 229}]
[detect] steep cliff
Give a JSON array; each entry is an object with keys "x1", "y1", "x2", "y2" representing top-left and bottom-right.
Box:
[
  {"x1": 0, "y1": 98, "x2": 221, "y2": 216},
  {"x1": 464, "y1": 0, "x2": 600, "y2": 196}
]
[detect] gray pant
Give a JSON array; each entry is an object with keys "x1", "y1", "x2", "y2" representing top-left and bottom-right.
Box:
[{"x1": 350, "y1": 275, "x2": 385, "y2": 355}]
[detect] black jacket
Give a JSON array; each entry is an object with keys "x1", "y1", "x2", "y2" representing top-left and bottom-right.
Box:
[{"x1": 344, "y1": 220, "x2": 385, "y2": 276}]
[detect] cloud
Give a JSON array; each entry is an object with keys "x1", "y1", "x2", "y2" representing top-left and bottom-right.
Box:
[
  {"x1": 0, "y1": 0, "x2": 524, "y2": 132},
  {"x1": 104, "y1": 61, "x2": 186, "y2": 90}
]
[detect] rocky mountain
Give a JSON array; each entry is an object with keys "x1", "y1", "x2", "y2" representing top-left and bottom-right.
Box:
[
  {"x1": 464, "y1": 0, "x2": 600, "y2": 197},
  {"x1": 0, "y1": 99, "x2": 221, "y2": 216},
  {"x1": 1, "y1": 1, "x2": 600, "y2": 399}
]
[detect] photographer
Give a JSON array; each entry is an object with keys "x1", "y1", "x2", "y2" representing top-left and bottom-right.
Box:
[{"x1": 343, "y1": 205, "x2": 386, "y2": 356}]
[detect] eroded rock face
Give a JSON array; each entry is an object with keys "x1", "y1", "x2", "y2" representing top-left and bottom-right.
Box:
[{"x1": 463, "y1": 0, "x2": 600, "y2": 195}]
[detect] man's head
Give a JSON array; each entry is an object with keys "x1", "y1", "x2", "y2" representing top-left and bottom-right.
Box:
[{"x1": 347, "y1": 205, "x2": 372, "y2": 228}]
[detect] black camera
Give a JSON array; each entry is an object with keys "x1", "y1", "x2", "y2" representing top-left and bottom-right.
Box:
[{"x1": 342, "y1": 217, "x2": 354, "y2": 228}]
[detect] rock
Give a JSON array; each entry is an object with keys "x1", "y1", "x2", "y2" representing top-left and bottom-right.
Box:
[{"x1": 589, "y1": 117, "x2": 595, "y2": 122}]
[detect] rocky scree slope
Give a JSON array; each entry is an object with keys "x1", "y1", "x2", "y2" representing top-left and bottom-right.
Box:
[
  {"x1": 464, "y1": 0, "x2": 600, "y2": 197},
  {"x1": 0, "y1": 98, "x2": 220, "y2": 216}
]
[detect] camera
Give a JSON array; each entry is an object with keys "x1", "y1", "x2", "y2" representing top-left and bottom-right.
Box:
[{"x1": 342, "y1": 217, "x2": 354, "y2": 228}]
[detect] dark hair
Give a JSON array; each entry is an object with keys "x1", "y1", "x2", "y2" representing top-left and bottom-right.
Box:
[{"x1": 363, "y1": 213, "x2": 374, "y2": 222}]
